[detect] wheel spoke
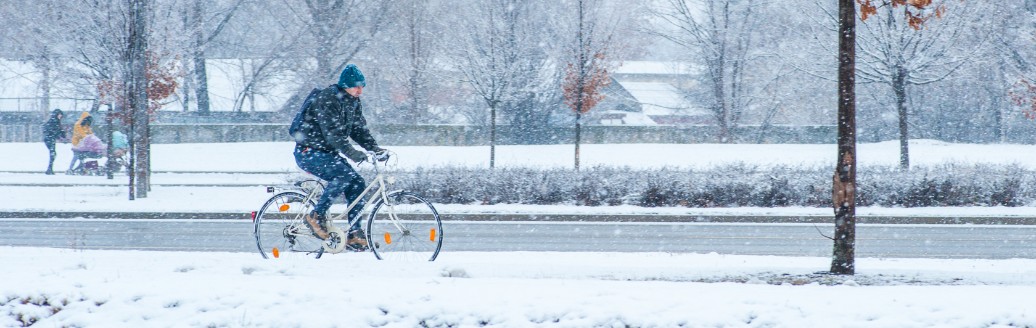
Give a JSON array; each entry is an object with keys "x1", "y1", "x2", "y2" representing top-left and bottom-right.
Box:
[
  {"x1": 367, "y1": 191, "x2": 443, "y2": 261},
  {"x1": 254, "y1": 191, "x2": 323, "y2": 260}
]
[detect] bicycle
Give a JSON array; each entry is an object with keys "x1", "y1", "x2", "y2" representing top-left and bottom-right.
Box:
[{"x1": 251, "y1": 151, "x2": 443, "y2": 261}]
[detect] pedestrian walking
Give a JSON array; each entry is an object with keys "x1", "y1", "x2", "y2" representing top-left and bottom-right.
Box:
[{"x1": 41, "y1": 109, "x2": 66, "y2": 175}]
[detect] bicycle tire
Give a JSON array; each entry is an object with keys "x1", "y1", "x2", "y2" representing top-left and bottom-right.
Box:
[
  {"x1": 366, "y1": 191, "x2": 443, "y2": 261},
  {"x1": 253, "y1": 191, "x2": 325, "y2": 259}
]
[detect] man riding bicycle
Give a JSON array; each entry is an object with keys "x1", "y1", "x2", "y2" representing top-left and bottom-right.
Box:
[{"x1": 290, "y1": 63, "x2": 387, "y2": 251}]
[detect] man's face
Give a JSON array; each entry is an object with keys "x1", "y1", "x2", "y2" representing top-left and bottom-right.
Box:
[{"x1": 345, "y1": 86, "x2": 363, "y2": 97}]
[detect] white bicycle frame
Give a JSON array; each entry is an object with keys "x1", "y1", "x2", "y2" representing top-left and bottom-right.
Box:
[
  {"x1": 291, "y1": 151, "x2": 402, "y2": 238},
  {"x1": 329, "y1": 157, "x2": 400, "y2": 230}
]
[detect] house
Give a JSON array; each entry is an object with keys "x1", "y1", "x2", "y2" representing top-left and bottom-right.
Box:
[{"x1": 588, "y1": 61, "x2": 711, "y2": 126}]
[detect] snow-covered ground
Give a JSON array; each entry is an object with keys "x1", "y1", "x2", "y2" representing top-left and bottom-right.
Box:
[
  {"x1": 3, "y1": 140, "x2": 1036, "y2": 327},
  {"x1": 5, "y1": 248, "x2": 1036, "y2": 327}
]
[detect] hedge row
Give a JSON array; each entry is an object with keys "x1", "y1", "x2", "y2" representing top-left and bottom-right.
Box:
[{"x1": 356, "y1": 164, "x2": 1035, "y2": 208}]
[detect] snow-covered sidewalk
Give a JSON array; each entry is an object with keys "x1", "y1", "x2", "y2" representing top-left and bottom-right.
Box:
[{"x1": 4, "y1": 247, "x2": 1036, "y2": 327}]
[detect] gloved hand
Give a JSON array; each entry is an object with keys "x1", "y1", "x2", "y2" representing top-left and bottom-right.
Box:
[
  {"x1": 372, "y1": 147, "x2": 390, "y2": 162},
  {"x1": 343, "y1": 147, "x2": 368, "y2": 163}
]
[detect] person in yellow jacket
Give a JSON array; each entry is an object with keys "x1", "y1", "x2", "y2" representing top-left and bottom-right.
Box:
[
  {"x1": 68, "y1": 112, "x2": 97, "y2": 174},
  {"x1": 70, "y1": 112, "x2": 94, "y2": 147}
]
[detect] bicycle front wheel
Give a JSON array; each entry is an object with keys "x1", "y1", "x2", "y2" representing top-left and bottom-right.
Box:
[
  {"x1": 253, "y1": 191, "x2": 324, "y2": 259},
  {"x1": 366, "y1": 191, "x2": 443, "y2": 261}
]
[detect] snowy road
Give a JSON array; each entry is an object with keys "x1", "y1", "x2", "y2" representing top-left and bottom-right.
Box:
[{"x1": 2, "y1": 219, "x2": 1035, "y2": 259}]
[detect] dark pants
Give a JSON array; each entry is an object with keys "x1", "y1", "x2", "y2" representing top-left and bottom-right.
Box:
[
  {"x1": 44, "y1": 140, "x2": 56, "y2": 173},
  {"x1": 294, "y1": 146, "x2": 366, "y2": 231}
]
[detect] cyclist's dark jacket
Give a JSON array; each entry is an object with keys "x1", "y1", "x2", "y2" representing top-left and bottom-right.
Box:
[{"x1": 293, "y1": 84, "x2": 379, "y2": 161}]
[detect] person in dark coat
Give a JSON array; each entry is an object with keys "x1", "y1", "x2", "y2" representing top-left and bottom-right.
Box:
[
  {"x1": 291, "y1": 63, "x2": 387, "y2": 250},
  {"x1": 41, "y1": 109, "x2": 66, "y2": 175}
]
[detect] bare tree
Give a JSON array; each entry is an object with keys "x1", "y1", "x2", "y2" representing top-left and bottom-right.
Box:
[
  {"x1": 650, "y1": 0, "x2": 764, "y2": 143},
  {"x1": 564, "y1": 0, "x2": 617, "y2": 170},
  {"x1": 258, "y1": 0, "x2": 391, "y2": 113},
  {"x1": 855, "y1": 0, "x2": 985, "y2": 169},
  {"x1": 208, "y1": 1, "x2": 302, "y2": 115},
  {"x1": 448, "y1": 0, "x2": 552, "y2": 168},
  {"x1": 397, "y1": 0, "x2": 436, "y2": 123},
  {"x1": 302, "y1": 0, "x2": 389, "y2": 85},
  {"x1": 1000, "y1": 2, "x2": 1036, "y2": 138},
  {"x1": 224, "y1": 57, "x2": 292, "y2": 112},
  {"x1": 370, "y1": 0, "x2": 449, "y2": 125},
  {"x1": 0, "y1": 1, "x2": 66, "y2": 113},
  {"x1": 184, "y1": 0, "x2": 246, "y2": 115}
]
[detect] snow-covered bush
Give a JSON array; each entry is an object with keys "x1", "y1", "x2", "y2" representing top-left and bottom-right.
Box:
[{"x1": 378, "y1": 163, "x2": 1036, "y2": 208}]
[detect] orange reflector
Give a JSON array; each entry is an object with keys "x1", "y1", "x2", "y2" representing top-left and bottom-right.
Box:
[
  {"x1": 278, "y1": 204, "x2": 290, "y2": 212},
  {"x1": 430, "y1": 229, "x2": 437, "y2": 242},
  {"x1": 272, "y1": 247, "x2": 280, "y2": 258},
  {"x1": 383, "y1": 232, "x2": 392, "y2": 245}
]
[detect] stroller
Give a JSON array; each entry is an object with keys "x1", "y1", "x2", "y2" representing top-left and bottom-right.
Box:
[
  {"x1": 106, "y1": 147, "x2": 130, "y2": 173},
  {"x1": 68, "y1": 150, "x2": 105, "y2": 175},
  {"x1": 106, "y1": 131, "x2": 130, "y2": 173},
  {"x1": 67, "y1": 133, "x2": 116, "y2": 176}
]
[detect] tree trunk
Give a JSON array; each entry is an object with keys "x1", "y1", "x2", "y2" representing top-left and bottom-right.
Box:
[
  {"x1": 711, "y1": 59, "x2": 730, "y2": 143},
  {"x1": 490, "y1": 103, "x2": 496, "y2": 169},
  {"x1": 407, "y1": 1, "x2": 426, "y2": 123},
  {"x1": 311, "y1": 4, "x2": 335, "y2": 85},
  {"x1": 893, "y1": 67, "x2": 909, "y2": 169},
  {"x1": 128, "y1": 0, "x2": 150, "y2": 199},
  {"x1": 106, "y1": 105, "x2": 114, "y2": 180},
  {"x1": 193, "y1": 0, "x2": 211, "y2": 115},
  {"x1": 193, "y1": 52, "x2": 210, "y2": 115},
  {"x1": 575, "y1": 111, "x2": 582, "y2": 171},
  {"x1": 831, "y1": 0, "x2": 857, "y2": 275},
  {"x1": 994, "y1": 59, "x2": 1008, "y2": 143},
  {"x1": 38, "y1": 55, "x2": 51, "y2": 113}
]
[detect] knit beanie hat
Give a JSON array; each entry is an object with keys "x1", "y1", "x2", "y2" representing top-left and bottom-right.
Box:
[{"x1": 337, "y1": 64, "x2": 366, "y2": 88}]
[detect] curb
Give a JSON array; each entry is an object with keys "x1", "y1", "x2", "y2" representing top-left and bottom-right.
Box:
[{"x1": 2, "y1": 212, "x2": 1036, "y2": 225}]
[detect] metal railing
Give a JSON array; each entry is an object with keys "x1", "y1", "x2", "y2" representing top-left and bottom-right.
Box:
[{"x1": 0, "y1": 98, "x2": 95, "y2": 112}]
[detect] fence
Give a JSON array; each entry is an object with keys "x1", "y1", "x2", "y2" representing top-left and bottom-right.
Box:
[
  {"x1": 0, "y1": 98, "x2": 95, "y2": 112},
  {"x1": 2, "y1": 120, "x2": 839, "y2": 145}
]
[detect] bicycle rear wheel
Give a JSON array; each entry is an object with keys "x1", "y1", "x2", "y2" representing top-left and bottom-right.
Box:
[
  {"x1": 253, "y1": 191, "x2": 324, "y2": 259},
  {"x1": 366, "y1": 191, "x2": 443, "y2": 261}
]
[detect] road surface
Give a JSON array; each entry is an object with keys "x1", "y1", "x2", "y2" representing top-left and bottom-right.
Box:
[{"x1": 2, "y1": 218, "x2": 1034, "y2": 259}]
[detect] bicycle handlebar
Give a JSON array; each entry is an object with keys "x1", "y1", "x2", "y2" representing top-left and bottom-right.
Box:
[{"x1": 370, "y1": 150, "x2": 391, "y2": 162}]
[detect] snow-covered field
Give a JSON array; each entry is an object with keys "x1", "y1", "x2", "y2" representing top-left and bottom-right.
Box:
[
  {"x1": 4, "y1": 139, "x2": 1036, "y2": 216},
  {"x1": 6, "y1": 139, "x2": 1036, "y2": 172},
  {"x1": 3, "y1": 140, "x2": 1036, "y2": 327}
]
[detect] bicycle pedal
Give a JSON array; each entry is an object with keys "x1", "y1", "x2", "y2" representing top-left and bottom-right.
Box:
[
  {"x1": 322, "y1": 227, "x2": 348, "y2": 253},
  {"x1": 324, "y1": 238, "x2": 339, "y2": 249}
]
